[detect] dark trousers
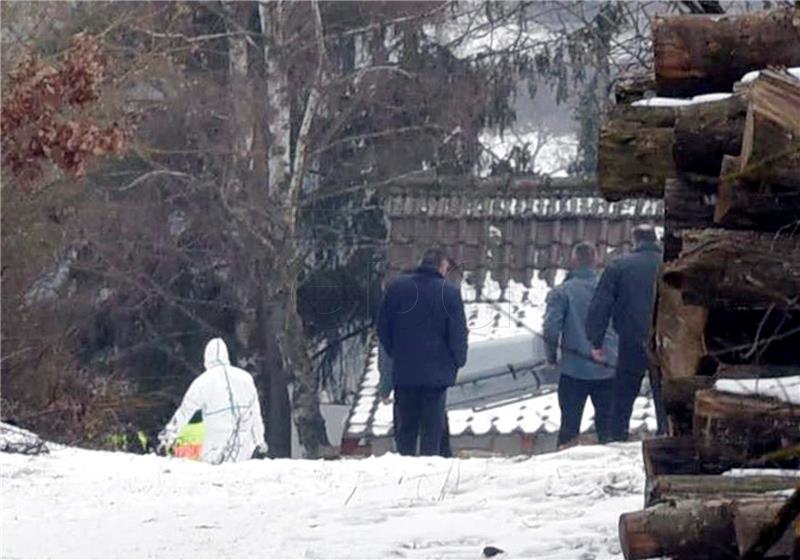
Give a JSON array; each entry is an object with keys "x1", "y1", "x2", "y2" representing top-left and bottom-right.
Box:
[
  {"x1": 392, "y1": 400, "x2": 452, "y2": 457},
  {"x1": 609, "y1": 370, "x2": 644, "y2": 442},
  {"x1": 610, "y1": 367, "x2": 668, "y2": 441},
  {"x1": 557, "y1": 374, "x2": 614, "y2": 447},
  {"x1": 394, "y1": 387, "x2": 447, "y2": 456}
]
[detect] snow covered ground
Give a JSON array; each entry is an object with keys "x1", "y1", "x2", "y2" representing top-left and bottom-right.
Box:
[{"x1": 2, "y1": 442, "x2": 645, "y2": 559}]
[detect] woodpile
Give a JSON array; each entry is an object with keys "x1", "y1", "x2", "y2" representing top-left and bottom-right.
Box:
[{"x1": 598, "y1": 7, "x2": 800, "y2": 559}]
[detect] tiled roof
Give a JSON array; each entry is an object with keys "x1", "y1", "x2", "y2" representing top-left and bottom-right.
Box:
[
  {"x1": 385, "y1": 194, "x2": 663, "y2": 219},
  {"x1": 383, "y1": 192, "x2": 664, "y2": 287}
]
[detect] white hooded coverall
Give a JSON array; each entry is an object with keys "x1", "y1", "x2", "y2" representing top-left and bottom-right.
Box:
[{"x1": 160, "y1": 338, "x2": 267, "y2": 464}]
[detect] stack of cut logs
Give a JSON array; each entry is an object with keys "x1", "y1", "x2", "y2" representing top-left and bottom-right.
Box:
[{"x1": 598, "y1": 7, "x2": 800, "y2": 560}]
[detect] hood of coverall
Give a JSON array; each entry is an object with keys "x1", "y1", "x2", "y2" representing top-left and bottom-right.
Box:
[{"x1": 203, "y1": 338, "x2": 231, "y2": 370}]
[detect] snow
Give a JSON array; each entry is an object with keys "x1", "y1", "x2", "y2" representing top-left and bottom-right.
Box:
[
  {"x1": 714, "y1": 376, "x2": 800, "y2": 406},
  {"x1": 740, "y1": 67, "x2": 800, "y2": 84},
  {"x1": 478, "y1": 130, "x2": 578, "y2": 177},
  {"x1": 724, "y1": 468, "x2": 800, "y2": 478},
  {"x1": 631, "y1": 92, "x2": 732, "y2": 107},
  {"x1": 1, "y1": 442, "x2": 646, "y2": 559}
]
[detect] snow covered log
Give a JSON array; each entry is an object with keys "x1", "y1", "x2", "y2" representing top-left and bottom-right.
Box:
[
  {"x1": 715, "y1": 71, "x2": 800, "y2": 229},
  {"x1": 647, "y1": 474, "x2": 800, "y2": 507},
  {"x1": 618, "y1": 499, "x2": 738, "y2": 560},
  {"x1": 733, "y1": 497, "x2": 799, "y2": 559},
  {"x1": 652, "y1": 8, "x2": 800, "y2": 97},
  {"x1": 662, "y1": 367, "x2": 800, "y2": 436},
  {"x1": 662, "y1": 229, "x2": 800, "y2": 309},
  {"x1": 693, "y1": 388, "x2": 800, "y2": 462}
]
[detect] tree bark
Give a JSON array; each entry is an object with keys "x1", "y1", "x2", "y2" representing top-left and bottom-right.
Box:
[
  {"x1": 643, "y1": 436, "x2": 744, "y2": 478},
  {"x1": 654, "y1": 281, "x2": 708, "y2": 380},
  {"x1": 663, "y1": 178, "x2": 716, "y2": 261},
  {"x1": 662, "y1": 229, "x2": 800, "y2": 309},
  {"x1": 598, "y1": 96, "x2": 743, "y2": 201},
  {"x1": 663, "y1": 366, "x2": 800, "y2": 437},
  {"x1": 598, "y1": 105, "x2": 677, "y2": 201},
  {"x1": 715, "y1": 71, "x2": 800, "y2": 229},
  {"x1": 694, "y1": 388, "x2": 800, "y2": 462},
  {"x1": 672, "y1": 94, "x2": 746, "y2": 177},
  {"x1": 614, "y1": 73, "x2": 657, "y2": 105},
  {"x1": 619, "y1": 499, "x2": 738, "y2": 560},
  {"x1": 260, "y1": 1, "x2": 291, "y2": 194},
  {"x1": 734, "y1": 493, "x2": 800, "y2": 559},
  {"x1": 648, "y1": 474, "x2": 800, "y2": 507},
  {"x1": 653, "y1": 8, "x2": 800, "y2": 97},
  {"x1": 223, "y1": 2, "x2": 292, "y2": 455}
]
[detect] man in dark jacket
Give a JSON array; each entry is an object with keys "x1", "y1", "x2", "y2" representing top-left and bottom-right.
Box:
[
  {"x1": 377, "y1": 248, "x2": 468, "y2": 456},
  {"x1": 586, "y1": 225, "x2": 665, "y2": 441},
  {"x1": 543, "y1": 242, "x2": 618, "y2": 447}
]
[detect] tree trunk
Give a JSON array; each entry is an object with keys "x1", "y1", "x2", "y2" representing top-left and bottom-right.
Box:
[
  {"x1": 614, "y1": 73, "x2": 657, "y2": 105},
  {"x1": 673, "y1": 94, "x2": 746, "y2": 177},
  {"x1": 643, "y1": 436, "x2": 744, "y2": 478},
  {"x1": 598, "y1": 105, "x2": 677, "y2": 201},
  {"x1": 662, "y1": 229, "x2": 800, "y2": 309},
  {"x1": 694, "y1": 388, "x2": 800, "y2": 462},
  {"x1": 260, "y1": 296, "x2": 293, "y2": 457},
  {"x1": 223, "y1": 2, "x2": 292, "y2": 455},
  {"x1": 715, "y1": 71, "x2": 800, "y2": 229},
  {"x1": 619, "y1": 499, "x2": 738, "y2": 560},
  {"x1": 598, "y1": 96, "x2": 743, "y2": 201},
  {"x1": 654, "y1": 281, "x2": 708, "y2": 380},
  {"x1": 733, "y1": 496, "x2": 800, "y2": 559},
  {"x1": 260, "y1": 2, "x2": 291, "y2": 193},
  {"x1": 648, "y1": 475, "x2": 800, "y2": 507},
  {"x1": 663, "y1": 178, "x2": 716, "y2": 261},
  {"x1": 653, "y1": 8, "x2": 800, "y2": 97},
  {"x1": 259, "y1": 1, "x2": 331, "y2": 457}
]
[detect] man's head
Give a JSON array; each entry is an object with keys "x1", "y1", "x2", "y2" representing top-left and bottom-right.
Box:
[
  {"x1": 571, "y1": 241, "x2": 596, "y2": 269},
  {"x1": 420, "y1": 247, "x2": 454, "y2": 277},
  {"x1": 632, "y1": 224, "x2": 657, "y2": 248}
]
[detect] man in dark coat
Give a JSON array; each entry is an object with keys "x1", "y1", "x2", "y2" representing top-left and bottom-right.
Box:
[
  {"x1": 377, "y1": 248, "x2": 468, "y2": 456},
  {"x1": 543, "y1": 242, "x2": 618, "y2": 447},
  {"x1": 586, "y1": 225, "x2": 665, "y2": 441}
]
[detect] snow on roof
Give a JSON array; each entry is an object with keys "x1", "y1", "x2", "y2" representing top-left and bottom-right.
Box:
[
  {"x1": 345, "y1": 275, "x2": 657, "y2": 441},
  {"x1": 714, "y1": 376, "x2": 800, "y2": 406}
]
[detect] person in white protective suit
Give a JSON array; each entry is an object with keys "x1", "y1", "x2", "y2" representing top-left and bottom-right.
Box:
[{"x1": 158, "y1": 338, "x2": 267, "y2": 464}]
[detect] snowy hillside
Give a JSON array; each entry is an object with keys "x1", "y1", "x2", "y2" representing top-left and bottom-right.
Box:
[{"x1": 2, "y1": 443, "x2": 645, "y2": 559}]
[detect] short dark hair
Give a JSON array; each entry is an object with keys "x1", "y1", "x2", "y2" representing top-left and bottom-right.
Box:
[
  {"x1": 572, "y1": 242, "x2": 596, "y2": 268},
  {"x1": 420, "y1": 247, "x2": 452, "y2": 269},
  {"x1": 632, "y1": 224, "x2": 657, "y2": 245}
]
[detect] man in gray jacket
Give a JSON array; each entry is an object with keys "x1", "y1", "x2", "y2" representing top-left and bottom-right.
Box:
[{"x1": 543, "y1": 242, "x2": 618, "y2": 447}]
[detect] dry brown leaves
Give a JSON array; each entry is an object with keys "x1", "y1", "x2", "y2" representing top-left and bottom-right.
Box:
[{"x1": 1, "y1": 34, "x2": 134, "y2": 188}]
